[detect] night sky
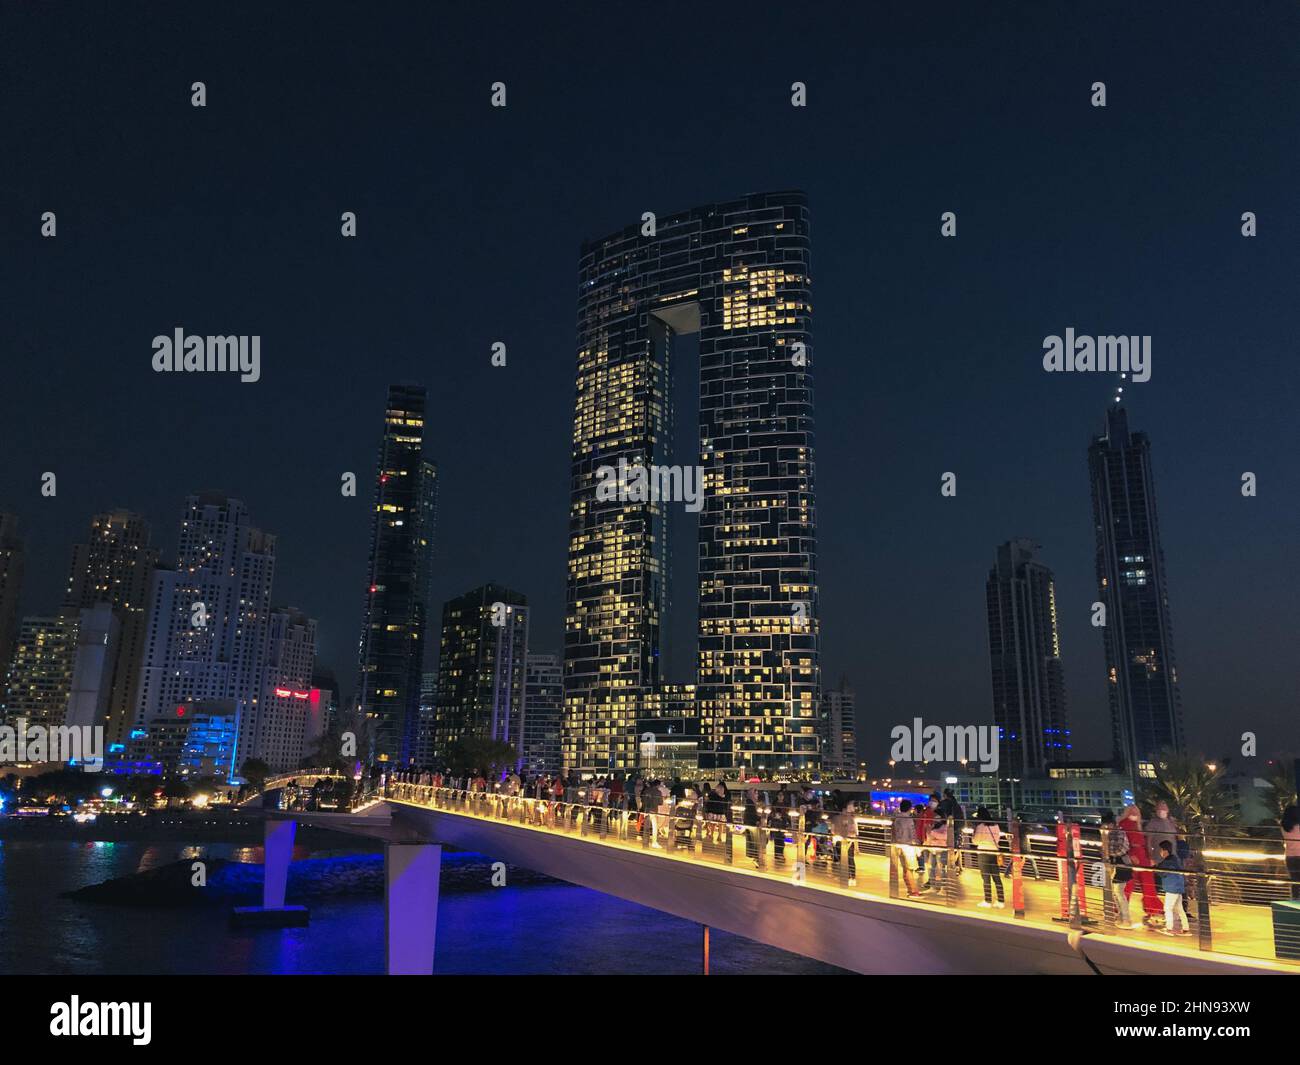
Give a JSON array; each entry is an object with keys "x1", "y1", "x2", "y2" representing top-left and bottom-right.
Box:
[{"x1": 3, "y1": 2, "x2": 1297, "y2": 767}]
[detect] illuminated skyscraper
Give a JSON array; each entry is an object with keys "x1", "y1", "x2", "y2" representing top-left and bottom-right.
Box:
[
  {"x1": 522, "y1": 652, "x2": 563, "y2": 775},
  {"x1": 64, "y1": 510, "x2": 159, "y2": 745},
  {"x1": 355, "y1": 385, "x2": 437, "y2": 764},
  {"x1": 986, "y1": 539, "x2": 1069, "y2": 775},
  {"x1": 134, "y1": 493, "x2": 276, "y2": 770},
  {"x1": 432, "y1": 583, "x2": 529, "y2": 763},
  {"x1": 1089, "y1": 404, "x2": 1183, "y2": 778},
  {"x1": 819, "y1": 677, "x2": 858, "y2": 778},
  {"x1": 566, "y1": 191, "x2": 820, "y2": 775},
  {"x1": 0, "y1": 514, "x2": 23, "y2": 686},
  {"x1": 2, "y1": 615, "x2": 77, "y2": 728},
  {"x1": 258, "y1": 607, "x2": 320, "y2": 771}
]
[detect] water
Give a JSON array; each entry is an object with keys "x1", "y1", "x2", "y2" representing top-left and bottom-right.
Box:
[{"x1": 0, "y1": 840, "x2": 844, "y2": 975}]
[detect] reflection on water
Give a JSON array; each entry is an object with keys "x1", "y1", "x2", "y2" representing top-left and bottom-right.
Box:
[{"x1": 0, "y1": 840, "x2": 843, "y2": 975}]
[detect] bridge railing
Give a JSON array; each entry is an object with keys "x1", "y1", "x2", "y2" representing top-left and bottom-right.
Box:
[
  {"x1": 257, "y1": 772, "x2": 377, "y2": 813},
  {"x1": 383, "y1": 781, "x2": 1299, "y2": 968}
]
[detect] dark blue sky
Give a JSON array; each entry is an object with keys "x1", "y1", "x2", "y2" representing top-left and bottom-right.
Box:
[{"x1": 2, "y1": 1, "x2": 1297, "y2": 765}]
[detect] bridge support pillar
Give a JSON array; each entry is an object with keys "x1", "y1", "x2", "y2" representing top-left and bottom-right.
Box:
[
  {"x1": 385, "y1": 842, "x2": 442, "y2": 975},
  {"x1": 263, "y1": 818, "x2": 296, "y2": 909}
]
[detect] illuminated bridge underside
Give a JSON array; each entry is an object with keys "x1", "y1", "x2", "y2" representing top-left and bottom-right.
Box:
[{"x1": 377, "y1": 795, "x2": 1286, "y2": 976}]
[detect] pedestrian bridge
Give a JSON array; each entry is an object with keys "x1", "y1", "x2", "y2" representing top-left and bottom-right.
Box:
[
  {"x1": 240, "y1": 769, "x2": 350, "y2": 806},
  {"x1": 256, "y1": 783, "x2": 1299, "y2": 976}
]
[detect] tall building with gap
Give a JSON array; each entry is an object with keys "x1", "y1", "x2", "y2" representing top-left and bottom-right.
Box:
[
  {"x1": 986, "y1": 539, "x2": 1069, "y2": 775},
  {"x1": 1088, "y1": 404, "x2": 1183, "y2": 778},
  {"x1": 355, "y1": 385, "x2": 438, "y2": 765},
  {"x1": 565, "y1": 191, "x2": 820, "y2": 776}
]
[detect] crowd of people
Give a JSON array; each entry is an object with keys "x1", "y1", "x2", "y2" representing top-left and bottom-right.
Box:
[{"x1": 385, "y1": 768, "x2": 1300, "y2": 931}]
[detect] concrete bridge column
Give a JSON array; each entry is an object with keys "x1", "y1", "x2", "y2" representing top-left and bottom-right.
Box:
[
  {"x1": 385, "y1": 842, "x2": 442, "y2": 975},
  {"x1": 263, "y1": 818, "x2": 296, "y2": 909}
]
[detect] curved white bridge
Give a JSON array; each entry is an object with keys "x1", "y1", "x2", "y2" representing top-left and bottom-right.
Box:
[{"x1": 254, "y1": 784, "x2": 1298, "y2": 977}]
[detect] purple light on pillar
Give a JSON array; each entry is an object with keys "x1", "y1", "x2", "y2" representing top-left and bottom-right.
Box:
[
  {"x1": 385, "y1": 843, "x2": 442, "y2": 975},
  {"x1": 263, "y1": 819, "x2": 296, "y2": 910}
]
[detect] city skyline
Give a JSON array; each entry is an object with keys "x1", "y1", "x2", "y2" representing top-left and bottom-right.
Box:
[
  {"x1": 0, "y1": 382, "x2": 1283, "y2": 772},
  {"x1": 4, "y1": 4, "x2": 1297, "y2": 771}
]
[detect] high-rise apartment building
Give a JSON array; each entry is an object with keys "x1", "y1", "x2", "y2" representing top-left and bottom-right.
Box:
[
  {"x1": 65, "y1": 602, "x2": 121, "y2": 732},
  {"x1": 257, "y1": 607, "x2": 320, "y2": 771},
  {"x1": 819, "y1": 677, "x2": 858, "y2": 778},
  {"x1": 1089, "y1": 404, "x2": 1183, "y2": 778},
  {"x1": 986, "y1": 539, "x2": 1069, "y2": 775},
  {"x1": 3, "y1": 616, "x2": 78, "y2": 728},
  {"x1": 311, "y1": 667, "x2": 341, "y2": 737},
  {"x1": 432, "y1": 584, "x2": 528, "y2": 763},
  {"x1": 0, "y1": 514, "x2": 23, "y2": 684},
  {"x1": 63, "y1": 510, "x2": 159, "y2": 744},
  {"x1": 522, "y1": 652, "x2": 563, "y2": 776},
  {"x1": 134, "y1": 493, "x2": 276, "y2": 775},
  {"x1": 565, "y1": 191, "x2": 820, "y2": 775},
  {"x1": 414, "y1": 669, "x2": 438, "y2": 768},
  {"x1": 355, "y1": 385, "x2": 438, "y2": 765}
]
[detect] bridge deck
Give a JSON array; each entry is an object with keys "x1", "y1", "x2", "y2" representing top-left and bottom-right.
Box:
[{"x1": 383, "y1": 784, "x2": 1296, "y2": 974}]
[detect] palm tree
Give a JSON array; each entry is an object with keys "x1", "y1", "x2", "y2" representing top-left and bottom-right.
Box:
[
  {"x1": 240, "y1": 757, "x2": 272, "y2": 791},
  {"x1": 1263, "y1": 757, "x2": 1297, "y2": 824},
  {"x1": 305, "y1": 707, "x2": 373, "y2": 771},
  {"x1": 1138, "y1": 750, "x2": 1236, "y2": 827},
  {"x1": 446, "y1": 736, "x2": 518, "y2": 776}
]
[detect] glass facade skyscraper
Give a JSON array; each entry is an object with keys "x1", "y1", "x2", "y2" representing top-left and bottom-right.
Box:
[
  {"x1": 432, "y1": 583, "x2": 529, "y2": 764},
  {"x1": 565, "y1": 191, "x2": 820, "y2": 775},
  {"x1": 522, "y1": 652, "x2": 563, "y2": 776},
  {"x1": 356, "y1": 385, "x2": 437, "y2": 764},
  {"x1": 986, "y1": 539, "x2": 1069, "y2": 775},
  {"x1": 1088, "y1": 404, "x2": 1183, "y2": 778},
  {"x1": 64, "y1": 510, "x2": 159, "y2": 745},
  {"x1": 819, "y1": 676, "x2": 858, "y2": 778}
]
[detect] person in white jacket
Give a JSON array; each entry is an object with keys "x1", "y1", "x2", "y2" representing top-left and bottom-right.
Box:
[{"x1": 972, "y1": 806, "x2": 1005, "y2": 908}]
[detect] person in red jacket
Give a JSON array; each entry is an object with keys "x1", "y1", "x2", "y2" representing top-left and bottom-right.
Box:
[
  {"x1": 1120, "y1": 804, "x2": 1162, "y2": 923},
  {"x1": 915, "y1": 795, "x2": 938, "y2": 887}
]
